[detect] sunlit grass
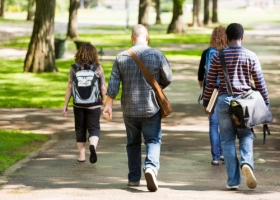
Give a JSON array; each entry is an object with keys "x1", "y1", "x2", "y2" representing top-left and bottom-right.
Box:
[
  {"x1": 0, "y1": 32, "x2": 210, "y2": 52},
  {"x1": 0, "y1": 59, "x2": 117, "y2": 108},
  {"x1": 0, "y1": 129, "x2": 49, "y2": 172}
]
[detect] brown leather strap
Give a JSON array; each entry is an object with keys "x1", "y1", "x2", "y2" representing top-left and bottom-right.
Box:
[{"x1": 127, "y1": 49, "x2": 162, "y2": 92}]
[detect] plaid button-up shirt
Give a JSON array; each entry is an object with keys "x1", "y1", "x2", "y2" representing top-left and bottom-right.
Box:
[{"x1": 107, "y1": 43, "x2": 172, "y2": 117}]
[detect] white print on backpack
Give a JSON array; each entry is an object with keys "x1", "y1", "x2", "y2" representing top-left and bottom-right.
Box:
[{"x1": 76, "y1": 71, "x2": 95, "y2": 87}]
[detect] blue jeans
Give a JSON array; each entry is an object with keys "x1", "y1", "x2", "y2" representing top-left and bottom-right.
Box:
[
  {"x1": 217, "y1": 94, "x2": 254, "y2": 186},
  {"x1": 209, "y1": 106, "x2": 223, "y2": 161},
  {"x1": 123, "y1": 111, "x2": 162, "y2": 182}
]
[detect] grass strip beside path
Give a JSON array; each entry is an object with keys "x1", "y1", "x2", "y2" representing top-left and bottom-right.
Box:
[
  {"x1": 0, "y1": 59, "x2": 118, "y2": 108},
  {"x1": 0, "y1": 129, "x2": 50, "y2": 173}
]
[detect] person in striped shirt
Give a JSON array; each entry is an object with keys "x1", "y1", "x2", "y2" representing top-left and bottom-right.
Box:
[{"x1": 203, "y1": 23, "x2": 270, "y2": 190}]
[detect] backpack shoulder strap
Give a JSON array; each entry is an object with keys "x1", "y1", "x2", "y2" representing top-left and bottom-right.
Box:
[{"x1": 71, "y1": 63, "x2": 78, "y2": 71}]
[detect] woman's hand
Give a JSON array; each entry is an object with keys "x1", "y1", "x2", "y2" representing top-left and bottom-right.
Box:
[{"x1": 62, "y1": 106, "x2": 68, "y2": 117}]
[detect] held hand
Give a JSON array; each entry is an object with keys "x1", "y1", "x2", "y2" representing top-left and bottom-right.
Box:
[
  {"x1": 103, "y1": 106, "x2": 112, "y2": 120},
  {"x1": 62, "y1": 106, "x2": 68, "y2": 117}
]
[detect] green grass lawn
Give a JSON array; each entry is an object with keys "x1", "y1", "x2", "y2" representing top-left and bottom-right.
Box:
[
  {"x1": 0, "y1": 129, "x2": 50, "y2": 173},
  {"x1": 0, "y1": 58, "x2": 118, "y2": 108}
]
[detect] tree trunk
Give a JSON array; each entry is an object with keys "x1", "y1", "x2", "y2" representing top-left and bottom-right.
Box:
[
  {"x1": 212, "y1": 0, "x2": 218, "y2": 23},
  {"x1": 193, "y1": 0, "x2": 202, "y2": 27},
  {"x1": 138, "y1": 0, "x2": 150, "y2": 28},
  {"x1": 67, "y1": 0, "x2": 79, "y2": 39},
  {"x1": 155, "y1": 0, "x2": 161, "y2": 24},
  {"x1": 24, "y1": 0, "x2": 57, "y2": 72},
  {"x1": 167, "y1": 0, "x2": 186, "y2": 34},
  {"x1": 203, "y1": 0, "x2": 209, "y2": 25},
  {"x1": 26, "y1": 0, "x2": 35, "y2": 21},
  {"x1": 0, "y1": 0, "x2": 5, "y2": 18}
]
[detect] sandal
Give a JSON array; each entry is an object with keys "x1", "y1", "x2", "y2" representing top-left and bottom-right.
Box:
[{"x1": 89, "y1": 145, "x2": 97, "y2": 164}]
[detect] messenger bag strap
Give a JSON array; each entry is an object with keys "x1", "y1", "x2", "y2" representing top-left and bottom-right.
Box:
[
  {"x1": 127, "y1": 49, "x2": 162, "y2": 92},
  {"x1": 219, "y1": 50, "x2": 233, "y2": 96}
]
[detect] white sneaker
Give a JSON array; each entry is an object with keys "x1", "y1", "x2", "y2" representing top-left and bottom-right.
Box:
[
  {"x1": 144, "y1": 168, "x2": 158, "y2": 192},
  {"x1": 226, "y1": 185, "x2": 239, "y2": 189},
  {"x1": 211, "y1": 160, "x2": 219, "y2": 165},
  {"x1": 242, "y1": 164, "x2": 257, "y2": 189}
]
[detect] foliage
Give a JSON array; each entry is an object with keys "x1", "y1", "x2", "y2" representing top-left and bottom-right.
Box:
[
  {"x1": 5, "y1": 0, "x2": 28, "y2": 12},
  {"x1": 0, "y1": 129, "x2": 49, "y2": 172},
  {"x1": 160, "y1": 0, "x2": 173, "y2": 12},
  {"x1": 56, "y1": 0, "x2": 70, "y2": 13}
]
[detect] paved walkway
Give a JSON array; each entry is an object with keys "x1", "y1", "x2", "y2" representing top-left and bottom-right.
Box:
[{"x1": 0, "y1": 23, "x2": 280, "y2": 200}]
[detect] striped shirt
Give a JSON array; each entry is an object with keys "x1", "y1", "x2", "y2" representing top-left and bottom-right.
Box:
[
  {"x1": 107, "y1": 43, "x2": 172, "y2": 117},
  {"x1": 203, "y1": 46, "x2": 269, "y2": 107}
]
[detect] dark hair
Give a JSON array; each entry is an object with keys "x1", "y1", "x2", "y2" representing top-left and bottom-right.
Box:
[{"x1": 226, "y1": 23, "x2": 244, "y2": 41}]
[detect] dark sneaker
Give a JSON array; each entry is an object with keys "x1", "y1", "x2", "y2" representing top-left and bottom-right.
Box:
[
  {"x1": 242, "y1": 164, "x2": 257, "y2": 189},
  {"x1": 127, "y1": 181, "x2": 140, "y2": 186},
  {"x1": 144, "y1": 168, "x2": 158, "y2": 192},
  {"x1": 89, "y1": 145, "x2": 97, "y2": 164}
]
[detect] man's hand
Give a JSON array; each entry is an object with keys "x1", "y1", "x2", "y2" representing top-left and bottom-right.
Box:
[
  {"x1": 103, "y1": 106, "x2": 112, "y2": 120},
  {"x1": 103, "y1": 96, "x2": 114, "y2": 120}
]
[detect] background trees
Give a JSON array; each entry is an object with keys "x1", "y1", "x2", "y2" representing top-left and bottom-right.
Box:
[
  {"x1": 212, "y1": 0, "x2": 218, "y2": 23},
  {"x1": 203, "y1": 0, "x2": 219, "y2": 25},
  {"x1": 26, "y1": 0, "x2": 35, "y2": 21},
  {"x1": 67, "y1": 0, "x2": 79, "y2": 39},
  {"x1": 138, "y1": 0, "x2": 151, "y2": 28},
  {"x1": 0, "y1": 0, "x2": 5, "y2": 17},
  {"x1": 154, "y1": 0, "x2": 161, "y2": 24},
  {"x1": 24, "y1": 0, "x2": 57, "y2": 72},
  {"x1": 203, "y1": 0, "x2": 210, "y2": 25},
  {"x1": 167, "y1": 0, "x2": 186, "y2": 33},
  {"x1": 193, "y1": 0, "x2": 202, "y2": 27}
]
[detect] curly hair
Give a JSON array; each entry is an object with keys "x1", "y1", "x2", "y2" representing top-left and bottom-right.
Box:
[
  {"x1": 209, "y1": 26, "x2": 228, "y2": 50},
  {"x1": 226, "y1": 23, "x2": 244, "y2": 41},
  {"x1": 74, "y1": 43, "x2": 99, "y2": 66}
]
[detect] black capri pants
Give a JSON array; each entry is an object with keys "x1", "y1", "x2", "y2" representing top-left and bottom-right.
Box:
[{"x1": 73, "y1": 106, "x2": 101, "y2": 142}]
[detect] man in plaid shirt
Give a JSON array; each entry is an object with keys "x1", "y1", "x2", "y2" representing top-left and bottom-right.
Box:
[{"x1": 103, "y1": 24, "x2": 172, "y2": 192}]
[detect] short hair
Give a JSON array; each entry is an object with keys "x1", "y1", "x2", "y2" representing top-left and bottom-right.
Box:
[
  {"x1": 226, "y1": 23, "x2": 244, "y2": 41},
  {"x1": 132, "y1": 24, "x2": 148, "y2": 38},
  {"x1": 209, "y1": 26, "x2": 227, "y2": 50}
]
